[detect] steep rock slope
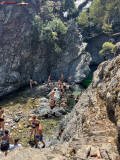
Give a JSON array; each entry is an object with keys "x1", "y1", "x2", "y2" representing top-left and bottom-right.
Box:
[{"x1": 2, "y1": 55, "x2": 120, "y2": 160}]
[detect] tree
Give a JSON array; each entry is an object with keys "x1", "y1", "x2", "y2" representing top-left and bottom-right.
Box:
[
  {"x1": 78, "y1": 12, "x2": 89, "y2": 28},
  {"x1": 64, "y1": 0, "x2": 75, "y2": 10},
  {"x1": 99, "y1": 42, "x2": 115, "y2": 59}
]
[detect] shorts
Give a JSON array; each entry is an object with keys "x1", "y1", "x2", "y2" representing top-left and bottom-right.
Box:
[
  {"x1": 35, "y1": 135, "x2": 43, "y2": 141},
  {"x1": 68, "y1": 82, "x2": 71, "y2": 85}
]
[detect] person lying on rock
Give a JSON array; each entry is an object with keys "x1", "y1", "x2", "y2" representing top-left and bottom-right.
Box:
[
  {"x1": 0, "y1": 109, "x2": 5, "y2": 131},
  {"x1": 30, "y1": 79, "x2": 38, "y2": 88},
  {"x1": 29, "y1": 115, "x2": 40, "y2": 140},
  {"x1": 34, "y1": 123, "x2": 45, "y2": 148},
  {"x1": 9, "y1": 138, "x2": 22, "y2": 152},
  {"x1": 0, "y1": 130, "x2": 14, "y2": 156}
]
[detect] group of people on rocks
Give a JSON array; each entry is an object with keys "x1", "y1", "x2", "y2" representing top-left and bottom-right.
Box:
[
  {"x1": 0, "y1": 74, "x2": 82, "y2": 157},
  {"x1": 0, "y1": 105, "x2": 45, "y2": 157},
  {"x1": 0, "y1": 107, "x2": 22, "y2": 156}
]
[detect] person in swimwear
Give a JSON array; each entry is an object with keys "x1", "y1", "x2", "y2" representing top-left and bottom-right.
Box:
[
  {"x1": 48, "y1": 75, "x2": 51, "y2": 86},
  {"x1": 61, "y1": 73, "x2": 64, "y2": 82},
  {"x1": 50, "y1": 89, "x2": 55, "y2": 99},
  {"x1": 68, "y1": 76, "x2": 72, "y2": 86},
  {"x1": 0, "y1": 109, "x2": 5, "y2": 131},
  {"x1": 29, "y1": 115, "x2": 40, "y2": 140},
  {"x1": 50, "y1": 98, "x2": 56, "y2": 109},
  {"x1": 35, "y1": 123, "x2": 45, "y2": 148},
  {"x1": 30, "y1": 79, "x2": 38, "y2": 88}
]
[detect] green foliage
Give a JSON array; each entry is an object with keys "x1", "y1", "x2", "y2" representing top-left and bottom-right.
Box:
[
  {"x1": 89, "y1": 0, "x2": 120, "y2": 33},
  {"x1": 32, "y1": 15, "x2": 43, "y2": 41},
  {"x1": 64, "y1": 0, "x2": 75, "y2": 10},
  {"x1": 102, "y1": 24, "x2": 113, "y2": 34},
  {"x1": 41, "y1": 1, "x2": 54, "y2": 21},
  {"x1": 78, "y1": 12, "x2": 89, "y2": 28},
  {"x1": 99, "y1": 42, "x2": 115, "y2": 55},
  {"x1": 32, "y1": 15, "x2": 68, "y2": 54}
]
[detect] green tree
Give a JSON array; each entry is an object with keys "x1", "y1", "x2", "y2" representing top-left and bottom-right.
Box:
[
  {"x1": 78, "y1": 12, "x2": 89, "y2": 28},
  {"x1": 64, "y1": 0, "x2": 75, "y2": 10},
  {"x1": 99, "y1": 42, "x2": 115, "y2": 56},
  {"x1": 32, "y1": 15, "x2": 43, "y2": 41}
]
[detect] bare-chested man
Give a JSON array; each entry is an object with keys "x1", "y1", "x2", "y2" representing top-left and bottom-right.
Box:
[{"x1": 35, "y1": 123, "x2": 45, "y2": 148}]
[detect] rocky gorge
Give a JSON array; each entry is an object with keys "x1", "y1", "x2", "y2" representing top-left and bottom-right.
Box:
[{"x1": 1, "y1": 52, "x2": 120, "y2": 160}]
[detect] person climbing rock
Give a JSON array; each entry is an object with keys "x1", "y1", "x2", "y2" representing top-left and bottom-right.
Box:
[
  {"x1": 0, "y1": 130, "x2": 14, "y2": 156},
  {"x1": 29, "y1": 115, "x2": 40, "y2": 140},
  {"x1": 35, "y1": 123, "x2": 45, "y2": 148},
  {"x1": 30, "y1": 79, "x2": 38, "y2": 88},
  {"x1": 0, "y1": 109, "x2": 5, "y2": 131}
]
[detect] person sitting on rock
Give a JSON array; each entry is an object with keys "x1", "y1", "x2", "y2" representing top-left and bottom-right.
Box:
[
  {"x1": 61, "y1": 101, "x2": 67, "y2": 110},
  {"x1": 35, "y1": 123, "x2": 45, "y2": 148},
  {"x1": 0, "y1": 130, "x2": 14, "y2": 156},
  {"x1": 29, "y1": 115, "x2": 40, "y2": 140},
  {"x1": 62, "y1": 82, "x2": 67, "y2": 91},
  {"x1": 30, "y1": 79, "x2": 38, "y2": 88},
  {"x1": 0, "y1": 109, "x2": 5, "y2": 131},
  {"x1": 9, "y1": 138, "x2": 22, "y2": 152},
  {"x1": 50, "y1": 98, "x2": 56, "y2": 109}
]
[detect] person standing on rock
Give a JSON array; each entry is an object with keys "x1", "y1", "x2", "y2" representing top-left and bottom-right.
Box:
[
  {"x1": 0, "y1": 109, "x2": 5, "y2": 131},
  {"x1": 29, "y1": 115, "x2": 40, "y2": 140},
  {"x1": 50, "y1": 89, "x2": 55, "y2": 99},
  {"x1": 61, "y1": 73, "x2": 64, "y2": 83},
  {"x1": 0, "y1": 130, "x2": 14, "y2": 156},
  {"x1": 48, "y1": 75, "x2": 51, "y2": 86},
  {"x1": 35, "y1": 123, "x2": 45, "y2": 148},
  {"x1": 68, "y1": 76, "x2": 72, "y2": 87}
]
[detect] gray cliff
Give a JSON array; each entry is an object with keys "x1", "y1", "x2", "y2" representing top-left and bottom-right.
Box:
[{"x1": 0, "y1": 1, "x2": 92, "y2": 97}]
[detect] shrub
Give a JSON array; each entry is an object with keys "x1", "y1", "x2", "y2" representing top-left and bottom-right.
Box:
[{"x1": 99, "y1": 42, "x2": 115, "y2": 56}]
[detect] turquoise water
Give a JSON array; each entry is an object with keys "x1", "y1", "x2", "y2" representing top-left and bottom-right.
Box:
[{"x1": 81, "y1": 65, "x2": 98, "y2": 88}]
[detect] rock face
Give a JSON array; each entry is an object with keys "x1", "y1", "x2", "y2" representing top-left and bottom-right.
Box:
[
  {"x1": 2, "y1": 56, "x2": 120, "y2": 160},
  {"x1": 51, "y1": 21, "x2": 92, "y2": 83},
  {"x1": 86, "y1": 33, "x2": 120, "y2": 65},
  {"x1": 0, "y1": 3, "x2": 91, "y2": 97}
]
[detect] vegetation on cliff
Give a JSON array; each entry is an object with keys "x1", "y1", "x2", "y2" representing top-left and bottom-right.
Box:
[{"x1": 78, "y1": 0, "x2": 120, "y2": 35}]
